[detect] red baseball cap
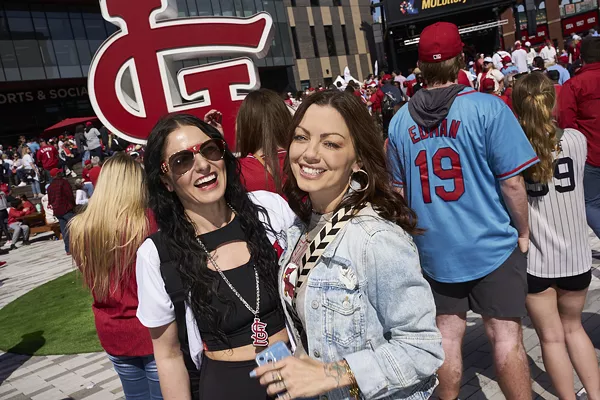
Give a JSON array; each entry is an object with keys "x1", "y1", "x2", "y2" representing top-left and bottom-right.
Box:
[
  {"x1": 419, "y1": 22, "x2": 464, "y2": 63},
  {"x1": 50, "y1": 168, "x2": 61, "y2": 178},
  {"x1": 382, "y1": 74, "x2": 392, "y2": 81},
  {"x1": 502, "y1": 55, "x2": 512, "y2": 64},
  {"x1": 86, "y1": 121, "x2": 92, "y2": 126},
  {"x1": 84, "y1": 160, "x2": 92, "y2": 166},
  {"x1": 481, "y1": 78, "x2": 496, "y2": 92}
]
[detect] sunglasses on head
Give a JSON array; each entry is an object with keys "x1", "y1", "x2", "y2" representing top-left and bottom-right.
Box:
[{"x1": 160, "y1": 138, "x2": 226, "y2": 176}]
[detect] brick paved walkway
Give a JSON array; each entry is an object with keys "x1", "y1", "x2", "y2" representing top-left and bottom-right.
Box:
[{"x1": 0, "y1": 232, "x2": 599, "y2": 400}]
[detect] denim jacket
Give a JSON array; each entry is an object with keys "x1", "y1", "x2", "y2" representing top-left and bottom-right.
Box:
[{"x1": 278, "y1": 205, "x2": 444, "y2": 400}]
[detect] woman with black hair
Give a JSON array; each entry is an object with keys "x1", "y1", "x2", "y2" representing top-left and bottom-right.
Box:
[{"x1": 136, "y1": 114, "x2": 295, "y2": 399}]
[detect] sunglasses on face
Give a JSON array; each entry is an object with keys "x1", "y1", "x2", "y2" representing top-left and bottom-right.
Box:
[{"x1": 160, "y1": 138, "x2": 226, "y2": 176}]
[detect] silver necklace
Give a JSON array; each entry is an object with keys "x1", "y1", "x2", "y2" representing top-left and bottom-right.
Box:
[{"x1": 196, "y1": 214, "x2": 269, "y2": 349}]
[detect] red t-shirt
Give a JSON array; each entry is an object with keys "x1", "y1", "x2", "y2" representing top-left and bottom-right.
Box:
[
  {"x1": 91, "y1": 212, "x2": 157, "y2": 356},
  {"x1": 239, "y1": 150, "x2": 287, "y2": 197},
  {"x1": 37, "y1": 144, "x2": 59, "y2": 170},
  {"x1": 369, "y1": 89, "x2": 384, "y2": 112},
  {"x1": 22, "y1": 201, "x2": 35, "y2": 215},
  {"x1": 8, "y1": 208, "x2": 25, "y2": 225},
  {"x1": 89, "y1": 166, "x2": 102, "y2": 188}
]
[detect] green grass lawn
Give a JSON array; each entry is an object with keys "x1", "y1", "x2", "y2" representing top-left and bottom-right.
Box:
[{"x1": 0, "y1": 271, "x2": 102, "y2": 355}]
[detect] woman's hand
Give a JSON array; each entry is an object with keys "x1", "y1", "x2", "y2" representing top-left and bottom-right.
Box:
[
  {"x1": 203, "y1": 109, "x2": 224, "y2": 136},
  {"x1": 251, "y1": 355, "x2": 353, "y2": 399}
]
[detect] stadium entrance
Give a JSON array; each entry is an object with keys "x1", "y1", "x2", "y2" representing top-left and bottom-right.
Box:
[{"x1": 384, "y1": 0, "x2": 513, "y2": 73}]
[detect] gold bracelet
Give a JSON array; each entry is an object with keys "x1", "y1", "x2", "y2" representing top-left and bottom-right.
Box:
[{"x1": 342, "y1": 359, "x2": 360, "y2": 399}]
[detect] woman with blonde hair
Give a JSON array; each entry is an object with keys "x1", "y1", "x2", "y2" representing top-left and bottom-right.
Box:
[
  {"x1": 69, "y1": 152, "x2": 162, "y2": 400},
  {"x1": 513, "y1": 72, "x2": 599, "y2": 400}
]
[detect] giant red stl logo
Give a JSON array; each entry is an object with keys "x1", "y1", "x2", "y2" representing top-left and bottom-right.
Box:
[{"x1": 88, "y1": 0, "x2": 274, "y2": 146}]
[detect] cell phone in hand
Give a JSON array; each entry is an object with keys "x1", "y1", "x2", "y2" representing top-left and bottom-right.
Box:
[{"x1": 255, "y1": 341, "x2": 291, "y2": 367}]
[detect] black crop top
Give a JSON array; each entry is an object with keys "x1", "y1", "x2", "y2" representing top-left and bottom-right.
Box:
[{"x1": 195, "y1": 217, "x2": 285, "y2": 351}]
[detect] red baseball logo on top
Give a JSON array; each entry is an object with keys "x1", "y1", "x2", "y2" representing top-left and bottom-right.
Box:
[{"x1": 88, "y1": 0, "x2": 274, "y2": 146}]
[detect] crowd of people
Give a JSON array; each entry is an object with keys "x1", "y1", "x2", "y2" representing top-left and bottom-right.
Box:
[{"x1": 2, "y1": 20, "x2": 599, "y2": 400}]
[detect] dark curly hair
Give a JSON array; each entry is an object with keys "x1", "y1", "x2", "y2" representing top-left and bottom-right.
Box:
[
  {"x1": 283, "y1": 90, "x2": 421, "y2": 235},
  {"x1": 144, "y1": 114, "x2": 280, "y2": 345}
]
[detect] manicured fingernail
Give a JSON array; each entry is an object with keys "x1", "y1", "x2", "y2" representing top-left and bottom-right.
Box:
[{"x1": 249, "y1": 370, "x2": 257, "y2": 378}]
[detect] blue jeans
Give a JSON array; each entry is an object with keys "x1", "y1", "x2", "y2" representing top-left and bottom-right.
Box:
[
  {"x1": 83, "y1": 182, "x2": 94, "y2": 198},
  {"x1": 584, "y1": 163, "x2": 600, "y2": 238},
  {"x1": 82, "y1": 150, "x2": 90, "y2": 166},
  {"x1": 107, "y1": 354, "x2": 163, "y2": 400},
  {"x1": 56, "y1": 211, "x2": 75, "y2": 253},
  {"x1": 30, "y1": 180, "x2": 40, "y2": 195}
]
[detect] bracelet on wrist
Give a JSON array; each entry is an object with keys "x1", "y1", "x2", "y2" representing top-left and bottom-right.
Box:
[{"x1": 342, "y1": 359, "x2": 360, "y2": 399}]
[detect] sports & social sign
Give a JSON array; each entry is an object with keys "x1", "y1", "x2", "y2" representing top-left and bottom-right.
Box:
[{"x1": 88, "y1": 0, "x2": 274, "y2": 147}]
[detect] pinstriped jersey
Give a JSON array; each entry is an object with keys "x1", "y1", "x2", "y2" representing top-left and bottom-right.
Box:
[{"x1": 526, "y1": 128, "x2": 592, "y2": 278}]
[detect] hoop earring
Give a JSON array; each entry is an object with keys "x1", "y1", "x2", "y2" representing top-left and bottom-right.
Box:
[{"x1": 349, "y1": 169, "x2": 369, "y2": 192}]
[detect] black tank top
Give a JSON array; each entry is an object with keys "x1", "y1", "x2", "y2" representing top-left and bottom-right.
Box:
[{"x1": 196, "y1": 216, "x2": 285, "y2": 351}]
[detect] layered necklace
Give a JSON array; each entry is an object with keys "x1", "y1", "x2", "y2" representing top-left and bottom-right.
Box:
[{"x1": 196, "y1": 209, "x2": 269, "y2": 351}]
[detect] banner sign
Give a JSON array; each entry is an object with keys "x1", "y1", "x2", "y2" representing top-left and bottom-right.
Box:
[
  {"x1": 385, "y1": 0, "x2": 504, "y2": 25},
  {"x1": 0, "y1": 86, "x2": 88, "y2": 105},
  {"x1": 88, "y1": 0, "x2": 274, "y2": 146},
  {"x1": 562, "y1": 10, "x2": 598, "y2": 36},
  {"x1": 520, "y1": 24, "x2": 549, "y2": 45}
]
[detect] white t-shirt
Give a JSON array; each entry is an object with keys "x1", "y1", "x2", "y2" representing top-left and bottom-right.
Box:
[
  {"x1": 75, "y1": 189, "x2": 89, "y2": 205},
  {"x1": 136, "y1": 191, "x2": 296, "y2": 369},
  {"x1": 540, "y1": 46, "x2": 557, "y2": 63},
  {"x1": 512, "y1": 49, "x2": 529, "y2": 73},
  {"x1": 492, "y1": 51, "x2": 510, "y2": 70},
  {"x1": 527, "y1": 49, "x2": 537, "y2": 66},
  {"x1": 22, "y1": 154, "x2": 35, "y2": 170}
]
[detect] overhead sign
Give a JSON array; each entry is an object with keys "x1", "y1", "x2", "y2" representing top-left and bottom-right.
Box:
[
  {"x1": 88, "y1": 0, "x2": 274, "y2": 146},
  {"x1": 562, "y1": 10, "x2": 598, "y2": 36},
  {"x1": 0, "y1": 86, "x2": 88, "y2": 105},
  {"x1": 520, "y1": 24, "x2": 549, "y2": 45},
  {"x1": 385, "y1": 0, "x2": 508, "y2": 25}
]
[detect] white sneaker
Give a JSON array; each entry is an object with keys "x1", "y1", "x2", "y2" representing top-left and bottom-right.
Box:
[
  {"x1": 17, "y1": 182, "x2": 26, "y2": 187},
  {"x1": 5, "y1": 241, "x2": 11, "y2": 247},
  {"x1": 70, "y1": 171, "x2": 77, "y2": 178}
]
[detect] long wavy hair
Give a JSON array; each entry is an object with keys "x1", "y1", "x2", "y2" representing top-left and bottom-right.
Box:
[
  {"x1": 512, "y1": 72, "x2": 557, "y2": 183},
  {"x1": 236, "y1": 88, "x2": 291, "y2": 193},
  {"x1": 145, "y1": 114, "x2": 280, "y2": 345},
  {"x1": 69, "y1": 152, "x2": 148, "y2": 301},
  {"x1": 283, "y1": 90, "x2": 421, "y2": 234}
]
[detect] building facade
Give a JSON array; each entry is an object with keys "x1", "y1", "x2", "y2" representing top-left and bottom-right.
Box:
[
  {"x1": 501, "y1": 0, "x2": 598, "y2": 49},
  {"x1": 284, "y1": 0, "x2": 373, "y2": 90},
  {"x1": 0, "y1": 0, "x2": 375, "y2": 141}
]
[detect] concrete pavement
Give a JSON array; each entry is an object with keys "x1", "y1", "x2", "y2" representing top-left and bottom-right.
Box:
[{"x1": 0, "y1": 232, "x2": 598, "y2": 400}]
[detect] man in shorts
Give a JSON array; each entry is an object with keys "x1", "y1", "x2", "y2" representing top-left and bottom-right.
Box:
[{"x1": 387, "y1": 22, "x2": 539, "y2": 400}]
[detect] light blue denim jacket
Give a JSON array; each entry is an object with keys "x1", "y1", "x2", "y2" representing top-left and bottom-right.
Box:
[{"x1": 278, "y1": 205, "x2": 444, "y2": 400}]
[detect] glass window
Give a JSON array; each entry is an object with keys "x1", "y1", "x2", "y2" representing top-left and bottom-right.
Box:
[
  {"x1": 333, "y1": 0, "x2": 342, "y2": 5},
  {"x1": 186, "y1": 0, "x2": 198, "y2": 16},
  {"x1": 0, "y1": 41, "x2": 20, "y2": 80},
  {"x1": 310, "y1": 26, "x2": 319, "y2": 58},
  {"x1": 341, "y1": 25, "x2": 350, "y2": 55},
  {"x1": 196, "y1": 0, "x2": 214, "y2": 16},
  {"x1": 6, "y1": 12, "x2": 37, "y2": 40},
  {"x1": 301, "y1": 80, "x2": 310, "y2": 90},
  {"x1": 291, "y1": 0, "x2": 297, "y2": 6},
  {"x1": 13, "y1": 40, "x2": 46, "y2": 80},
  {"x1": 83, "y1": 18, "x2": 107, "y2": 40},
  {"x1": 242, "y1": 0, "x2": 257, "y2": 15},
  {"x1": 324, "y1": 26, "x2": 336, "y2": 57},
  {"x1": 310, "y1": 0, "x2": 320, "y2": 6},
  {"x1": 220, "y1": 0, "x2": 236, "y2": 16},
  {"x1": 291, "y1": 27, "x2": 301, "y2": 58},
  {"x1": 70, "y1": 17, "x2": 87, "y2": 40}
]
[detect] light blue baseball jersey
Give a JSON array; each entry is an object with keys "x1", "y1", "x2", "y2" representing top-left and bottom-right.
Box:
[{"x1": 387, "y1": 88, "x2": 539, "y2": 283}]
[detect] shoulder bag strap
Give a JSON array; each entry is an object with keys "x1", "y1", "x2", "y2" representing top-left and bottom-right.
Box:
[{"x1": 148, "y1": 232, "x2": 197, "y2": 372}]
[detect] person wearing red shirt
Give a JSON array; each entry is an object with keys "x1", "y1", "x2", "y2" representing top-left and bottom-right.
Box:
[
  {"x1": 47, "y1": 168, "x2": 75, "y2": 254},
  {"x1": 8, "y1": 199, "x2": 31, "y2": 249},
  {"x1": 88, "y1": 157, "x2": 103, "y2": 189},
  {"x1": 68, "y1": 154, "x2": 162, "y2": 399},
  {"x1": 37, "y1": 139, "x2": 60, "y2": 180},
  {"x1": 233, "y1": 89, "x2": 290, "y2": 196},
  {"x1": 568, "y1": 36, "x2": 582, "y2": 62},
  {"x1": 19, "y1": 195, "x2": 35, "y2": 215},
  {"x1": 558, "y1": 36, "x2": 600, "y2": 238}
]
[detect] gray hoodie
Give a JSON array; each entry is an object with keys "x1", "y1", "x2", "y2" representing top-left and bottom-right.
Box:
[{"x1": 408, "y1": 84, "x2": 467, "y2": 130}]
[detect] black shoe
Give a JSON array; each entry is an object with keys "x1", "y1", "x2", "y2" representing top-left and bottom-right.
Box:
[
  {"x1": 23, "y1": 241, "x2": 31, "y2": 246},
  {"x1": 9, "y1": 245, "x2": 16, "y2": 250},
  {"x1": 0, "y1": 248, "x2": 9, "y2": 255}
]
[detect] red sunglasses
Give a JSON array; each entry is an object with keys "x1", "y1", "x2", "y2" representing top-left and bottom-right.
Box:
[{"x1": 160, "y1": 139, "x2": 226, "y2": 176}]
